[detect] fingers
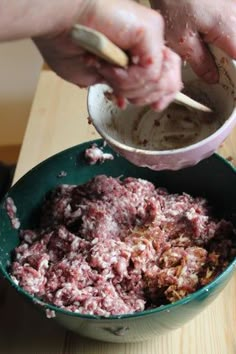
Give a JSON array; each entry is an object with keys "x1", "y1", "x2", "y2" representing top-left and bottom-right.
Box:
[
  {"x1": 184, "y1": 33, "x2": 219, "y2": 83},
  {"x1": 151, "y1": 92, "x2": 177, "y2": 111},
  {"x1": 130, "y1": 10, "x2": 165, "y2": 68},
  {"x1": 54, "y1": 54, "x2": 103, "y2": 86},
  {"x1": 95, "y1": 5, "x2": 167, "y2": 95},
  {"x1": 41, "y1": 53, "x2": 102, "y2": 86},
  {"x1": 78, "y1": 0, "x2": 183, "y2": 108},
  {"x1": 36, "y1": 0, "x2": 182, "y2": 109},
  {"x1": 79, "y1": 0, "x2": 165, "y2": 68},
  {"x1": 57, "y1": 60, "x2": 102, "y2": 86},
  {"x1": 100, "y1": 47, "x2": 182, "y2": 110},
  {"x1": 151, "y1": 0, "x2": 236, "y2": 83},
  {"x1": 35, "y1": 37, "x2": 103, "y2": 87},
  {"x1": 201, "y1": 15, "x2": 236, "y2": 59},
  {"x1": 129, "y1": 48, "x2": 182, "y2": 110},
  {"x1": 169, "y1": 31, "x2": 219, "y2": 84}
]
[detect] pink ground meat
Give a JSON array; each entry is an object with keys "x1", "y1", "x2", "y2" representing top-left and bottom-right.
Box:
[
  {"x1": 11, "y1": 175, "x2": 236, "y2": 316},
  {"x1": 5, "y1": 197, "x2": 21, "y2": 229},
  {"x1": 85, "y1": 144, "x2": 114, "y2": 165}
]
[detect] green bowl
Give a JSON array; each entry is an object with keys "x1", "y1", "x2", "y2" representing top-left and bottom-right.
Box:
[{"x1": 0, "y1": 139, "x2": 236, "y2": 343}]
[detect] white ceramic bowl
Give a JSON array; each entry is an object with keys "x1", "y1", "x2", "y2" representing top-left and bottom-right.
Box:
[{"x1": 88, "y1": 47, "x2": 236, "y2": 170}]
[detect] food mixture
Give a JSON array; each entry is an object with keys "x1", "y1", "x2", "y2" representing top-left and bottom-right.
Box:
[
  {"x1": 104, "y1": 81, "x2": 225, "y2": 151},
  {"x1": 131, "y1": 104, "x2": 221, "y2": 150},
  {"x1": 10, "y1": 176, "x2": 236, "y2": 316},
  {"x1": 6, "y1": 197, "x2": 21, "y2": 229},
  {"x1": 85, "y1": 144, "x2": 114, "y2": 165}
]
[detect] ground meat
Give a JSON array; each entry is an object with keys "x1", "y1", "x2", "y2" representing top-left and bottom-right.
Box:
[
  {"x1": 85, "y1": 144, "x2": 114, "y2": 165},
  {"x1": 5, "y1": 197, "x2": 21, "y2": 229},
  {"x1": 45, "y1": 309, "x2": 56, "y2": 319},
  {"x1": 10, "y1": 176, "x2": 236, "y2": 316}
]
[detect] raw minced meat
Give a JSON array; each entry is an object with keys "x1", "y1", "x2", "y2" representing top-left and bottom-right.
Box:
[
  {"x1": 46, "y1": 309, "x2": 56, "y2": 319},
  {"x1": 5, "y1": 197, "x2": 21, "y2": 229},
  {"x1": 10, "y1": 175, "x2": 236, "y2": 316},
  {"x1": 85, "y1": 144, "x2": 114, "y2": 165}
]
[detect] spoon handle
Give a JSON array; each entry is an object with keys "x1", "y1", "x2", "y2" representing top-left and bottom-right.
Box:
[
  {"x1": 71, "y1": 24, "x2": 129, "y2": 67},
  {"x1": 175, "y1": 92, "x2": 212, "y2": 113},
  {"x1": 71, "y1": 24, "x2": 212, "y2": 113}
]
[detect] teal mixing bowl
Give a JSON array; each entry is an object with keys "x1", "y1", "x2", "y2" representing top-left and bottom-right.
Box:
[{"x1": 0, "y1": 139, "x2": 236, "y2": 343}]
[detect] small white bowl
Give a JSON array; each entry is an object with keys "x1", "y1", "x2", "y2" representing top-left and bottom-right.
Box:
[{"x1": 88, "y1": 46, "x2": 236, "y2": 170}]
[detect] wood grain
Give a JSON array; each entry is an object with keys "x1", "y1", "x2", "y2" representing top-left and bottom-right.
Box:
[{"x1": 0, "y1": 70, "x2": 235, "y2": 354}]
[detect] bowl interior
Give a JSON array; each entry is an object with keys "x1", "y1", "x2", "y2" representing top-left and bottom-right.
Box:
[
  {"x1": 0, "y1": 140, "x2": 236, "y2": 319},
  {"x1": 88, "y1": 46, "x2": 236, "y2": 152}
]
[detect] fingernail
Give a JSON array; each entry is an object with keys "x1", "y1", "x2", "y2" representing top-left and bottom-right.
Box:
[{"x1": 203, "y1": 70, "x2": 219, "y2": 84}]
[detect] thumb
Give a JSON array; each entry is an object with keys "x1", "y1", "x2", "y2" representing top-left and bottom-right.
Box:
[
  {"x1": 176, "y1": 32, "x2": 219, "y2": 84},
  {"x1": 202, "y1": 22, "x2": 236, "y2": 60}
]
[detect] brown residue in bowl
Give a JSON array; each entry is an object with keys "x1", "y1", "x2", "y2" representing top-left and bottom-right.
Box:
[{"x1": 131, "y1": 96, "x2": 221, "y2": 151}]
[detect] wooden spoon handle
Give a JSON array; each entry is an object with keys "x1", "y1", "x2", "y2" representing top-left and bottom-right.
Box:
[
  {"x1": 175, "y1": 92, "x2": 212, "y2": 113},
  {"x1": 71, "y1": 24, "x2": 212, "y2": 113},
  {"x1": 71, "y1": 24, "x2": 129, "y2": 67}
]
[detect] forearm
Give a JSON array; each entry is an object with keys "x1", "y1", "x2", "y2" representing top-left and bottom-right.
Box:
[{"x1": 0, "y1": 0, "x2": 91, "y2": 41}]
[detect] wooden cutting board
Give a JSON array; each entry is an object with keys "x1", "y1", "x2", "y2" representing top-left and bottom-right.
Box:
[{"x1": 0, "y1": 69, "x2": 235, "y2": 354}]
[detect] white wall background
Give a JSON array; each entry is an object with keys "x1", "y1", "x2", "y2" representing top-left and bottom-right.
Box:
[{"x1": 0, "y1": 39, "x2": 43, "y2": 146}]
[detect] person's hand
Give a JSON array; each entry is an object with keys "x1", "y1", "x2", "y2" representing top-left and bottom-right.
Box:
[
  {"x1": 150, "y1": 0, "x2": 236, "y2": 84},
  {"x1": 34, "y1": 0, "x2": 182, "y2": 111}
]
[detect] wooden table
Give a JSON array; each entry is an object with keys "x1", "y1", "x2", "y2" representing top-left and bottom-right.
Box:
[{"x1": 0, "y1": 69, "x2": 236, "y2": 354}]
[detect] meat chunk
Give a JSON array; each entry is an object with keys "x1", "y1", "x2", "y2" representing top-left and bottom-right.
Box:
[{"x1": 85, "y1": 144, "x2": 114, "y2": 165}]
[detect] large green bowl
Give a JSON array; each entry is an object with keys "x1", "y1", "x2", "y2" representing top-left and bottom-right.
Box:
[{"x1": 0, "y1": 139, "x2": 236, "y2": 343}]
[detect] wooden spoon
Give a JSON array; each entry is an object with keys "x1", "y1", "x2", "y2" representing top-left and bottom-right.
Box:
[{"x1": 71, "y1": 24, "x2": 212, "y2": 113}]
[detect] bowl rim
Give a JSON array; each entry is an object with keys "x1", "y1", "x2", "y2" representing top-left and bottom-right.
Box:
[
  {"x1": 87, "y1": 57, "x2": 236, "y2": 156},
  {"x1": 0, "y1": 142, "x2": 236, "y2": 320}
]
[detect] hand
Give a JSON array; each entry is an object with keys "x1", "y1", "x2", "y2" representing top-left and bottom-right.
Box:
[
  {"x1": 151, "y1": 0, "x2": 236, "y2": 84},
  {"x1": 34, "y1": 0, "x2": 182, "y2": 111}
]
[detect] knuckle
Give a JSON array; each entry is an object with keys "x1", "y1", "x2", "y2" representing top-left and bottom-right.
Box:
[
  {"x1": 145, "y1": 8, "x2": 164, "y2": 34},
  {"x1": 173, "y1": 51, "x2": 182, "y2": 66},
  {"x1": 153, "y1": 10, "x2": 164, "y2": 30}
]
